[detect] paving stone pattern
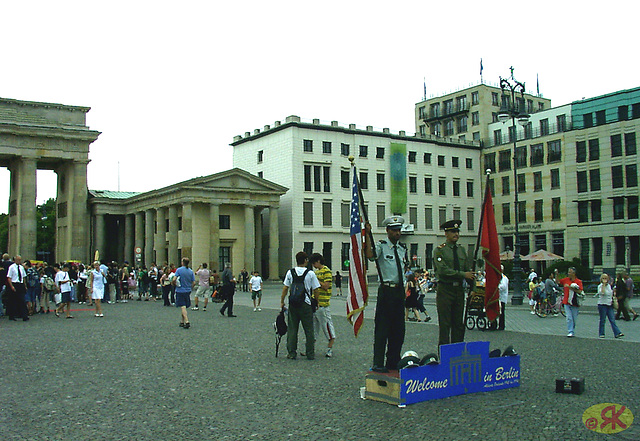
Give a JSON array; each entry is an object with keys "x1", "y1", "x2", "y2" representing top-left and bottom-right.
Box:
[{"x1": 1, "y1": 284, "x2": 639, "y2": 440}]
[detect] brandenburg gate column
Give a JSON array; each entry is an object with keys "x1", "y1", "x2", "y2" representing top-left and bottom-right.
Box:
[
  {"x1": 254, "y1": 208, "x2": 263, "y2": 273},
  {"x1": 54, "y1": 159, "x2": 89, "y2": 262},
  {"x1": 168, "y1": 205, "x2": 179, "y2": 266},
  {"x1": 7, "y1": 157, "x2": 37, "y2": 259},
  {"x1": 268, "y1": 205, "x2": 279, "y2": 280},
  {"x1": 155, "y1": 206, "x2": 167, "y2": 265},
  {"x1": 180, "y1": 203, "x2": 193, "y2": 260},
  {"x1": 94, "y1": 212, "x2": 106, "y2": 261},
  {"x1": 124, "y1": 214, "x2": 134, "y2": 264},
  {"x1": 209, "y1": 204, "x2": 220, "y2": 271},
  {"x1": 145, "y1": 208, "x2": 155, "y2": 266},
  {"x1": 135, "y1": 211, "x2": 144, "y2": 265},
  {"x1": 244, "y1": 206, "x2": 255, "y2": 274}
]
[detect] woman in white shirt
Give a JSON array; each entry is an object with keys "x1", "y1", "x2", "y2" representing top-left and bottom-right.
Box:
[
  {"x1": 88, "y1": 261, "x2": 106, "y2": 317},
  {"x1": 597, "y1": 273, "x2": 623, "y2": 339}
]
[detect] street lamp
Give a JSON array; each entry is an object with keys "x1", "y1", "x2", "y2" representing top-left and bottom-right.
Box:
[{"x1": 498, "y1": 68, "x2": 530, "y2": 306}]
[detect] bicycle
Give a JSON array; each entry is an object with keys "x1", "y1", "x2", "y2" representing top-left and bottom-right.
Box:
[{"x1": 535, "y1": 295, "x2": 565, "y2": 318}]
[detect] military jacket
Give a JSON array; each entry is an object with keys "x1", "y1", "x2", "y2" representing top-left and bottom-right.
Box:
[
  {"x1": 369, "y1": 239, "x2": 408, "y2": 284},
  {"x1": 434, "y1": 241, "x2": 471, "y2": 283}
]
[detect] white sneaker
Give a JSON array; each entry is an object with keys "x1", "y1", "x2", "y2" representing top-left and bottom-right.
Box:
[
  {"x1": 257, "y1": 307, "x2": 262, "y2": 311},
  {"x1": 567, "y1": 333, "x2": 574, "y2": 338},
  {"x1": 326, "y1": 348, "x2": 333, "y2": 358},
  {"x1": 192, "y1": 307, "x2": 199, "y2": 310},
  {"x1": 253, "y1": 308, "x2": 257, "y2": 312},
  {"x1": 99, "y1": 313, "x2": 104, "y2": 317},
  {"x1": 530, "y1": 311, "x2": 535, "y2": 315}
]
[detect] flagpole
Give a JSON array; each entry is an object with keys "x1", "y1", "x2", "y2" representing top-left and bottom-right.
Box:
[
  {"x1": 349, "y1": 156, "x2": 382, "y2": 281},
  {"x1": 472, "y1": 169, "x2": 493, "y2": 268}
]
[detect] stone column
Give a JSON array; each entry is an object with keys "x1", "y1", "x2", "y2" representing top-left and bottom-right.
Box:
[
  {"x1": 254, "y1": 208, "x2": 263, "y2": 273},
  {"x1": 179, "y1": 203, "x2": 192, "y2": 260},
  {"x1": 135, "y1": 211, "x2": 144, "y2": 265},
  {"x1": 94, "y1": 213, "x2": 106, "y2": 262},
  {"x1": 209, "y1": 204, "x2": 220, "y2": 271},
  {"x1": 8, "y1": 157, "x2": 37, "y2": 259},
  {"x1": 124, "y1": 214, "x2": 134, "y2": 264},
  {"x1": 168, "y1": 205, "x2": 179, "y2": 266},
  {"x1": 145, "y1": 209, "x2": 155, "y2": 266},
  {"x1": 268, "y1": 206, "x2": 279, "y2": 280},
  {"x1": 155, "y1": 206, "x2": 167, "y2": 265},
  {"x1": 244, "y1": 206, "x2": 255, "y2": 275},
  {"x1": 69, "y1": 160, "x2": 89, "y2": 262}
]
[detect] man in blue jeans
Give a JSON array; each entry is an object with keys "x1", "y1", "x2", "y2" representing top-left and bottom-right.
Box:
[
  {"x1": 560, "y1": 267, "x2": 584, "y2": 338},
  {"x1": 173, "y1": 258, "x2": 195, "y2": 329}
]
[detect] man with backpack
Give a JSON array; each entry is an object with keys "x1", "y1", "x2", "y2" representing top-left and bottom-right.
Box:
[{"x1": 280, "y1": 251, "x2": 321, "y2": 360}]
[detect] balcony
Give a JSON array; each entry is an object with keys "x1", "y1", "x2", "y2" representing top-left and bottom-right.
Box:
[
  {"x1": 486, "y1": 118, "x2": 573, "y2": 147},
  {"x1": 422, "y1": 103, "x2": 470, "y2": 122}
]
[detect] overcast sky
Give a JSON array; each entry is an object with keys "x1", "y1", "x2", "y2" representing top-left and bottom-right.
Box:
[{"x1": 1, "y1": 0, "x2": 638, "y2": 213}]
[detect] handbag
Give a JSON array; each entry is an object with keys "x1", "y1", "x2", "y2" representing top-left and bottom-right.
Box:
[{"x1": 612, "y1": 295, "x2": 619, "y2": 310}]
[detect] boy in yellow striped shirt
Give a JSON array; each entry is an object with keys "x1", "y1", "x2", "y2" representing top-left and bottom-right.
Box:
[{"x1": 310, "y1": 253, "x2": 336, "y2": 358}]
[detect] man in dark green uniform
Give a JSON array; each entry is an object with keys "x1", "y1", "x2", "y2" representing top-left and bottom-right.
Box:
[
  {"x1": 434, "y1": 219, "x2": 475, "y2": 347},
  {"x1": 364, "y1": 215, "x2": 408, "y2": 373}
]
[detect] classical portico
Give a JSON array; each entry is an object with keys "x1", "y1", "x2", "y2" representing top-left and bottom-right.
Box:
[
  {"x1": 0, "y1": 97, "x2": 101, "y2": 262},
  {"x1": 88, "y1": 168, "x2": 287, "y2": 279}
]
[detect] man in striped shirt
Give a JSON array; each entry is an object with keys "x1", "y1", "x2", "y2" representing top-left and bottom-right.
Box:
[{"x1": 310, "y1": 253, "x2": 336, "y2": 358}]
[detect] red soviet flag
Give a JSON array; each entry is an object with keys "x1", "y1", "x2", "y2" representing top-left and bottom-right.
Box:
[{"x1": 481, "y1": 184, "x2": 501, "y2": 323}]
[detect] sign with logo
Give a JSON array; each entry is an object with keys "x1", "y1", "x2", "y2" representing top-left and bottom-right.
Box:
[
  {"x1": 583, "y1": 403, "x2": 633, "y2": 434},
  {"x1": 400, "y1": 341, "x2": 520, "y2": 405},
  {"x1": 135, "y1": 247, "x2": 142, "y2": 254}
]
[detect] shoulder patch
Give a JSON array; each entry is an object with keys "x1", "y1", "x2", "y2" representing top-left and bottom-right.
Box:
[
  {"x1": 437, "y1": 243, "x2": 446, "y2": 249},
  {"x1": 378, "y1": 239, "x2": 387, "y2": 244},
  {"x1": 398, "y1": 242, "x2": 407, "y2": 249}
]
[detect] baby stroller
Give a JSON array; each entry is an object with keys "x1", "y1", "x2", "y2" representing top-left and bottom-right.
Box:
[{"x1": 464, "y1": 285, "x2": 487, "y2": 330}]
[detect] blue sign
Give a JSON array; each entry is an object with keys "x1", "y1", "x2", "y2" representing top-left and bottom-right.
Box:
[{"x1": 400, "y1": 341, "x2": 520, "y2": 405}]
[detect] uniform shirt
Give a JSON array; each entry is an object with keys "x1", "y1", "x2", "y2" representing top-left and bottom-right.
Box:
[
  {"x1": 369, "y1": 239, "x2": 407, "y2": 284},
  {"x1": 433, "y1": 241, "x2": 470, "y2": 283},
  {"x1": 498, "y1": 274, "x2": 509, "y2": 303},
  {"x1": 7, "y1": 263, "x2": 27, "y2": 283},
  {"x1": 283, "y1": 267, "x2": 321, "y2": 305},
  {"x1": 314, "y1": 265, "x2": 332, "y2": 307}
]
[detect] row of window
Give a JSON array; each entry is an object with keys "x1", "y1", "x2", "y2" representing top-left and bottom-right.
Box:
[
  {"x1": 577, "y1": 165, "x2": 638, "y2": 193},
  {"x1": 577, "y1": 197, "x2": 639, "y2": 223},
  {"x1": 579, "y1": 236, "x2": 640, "y2": 267},
  {"x1": 155, "y1": 214, "x2": 231, "y2": 233},
  {"x1": 582, "y1": 104, "x2": 640, "y2": 129},
  {"x1": 576, "y1": 133, "x2": 637, "y2": 162},
  {"x1": 491, "y1": 115, "x2": 567, "y2": 146},
  {"x1": 502, "y1": 232, "x2": 565, "y2": 260},
  {"x1": 489, "y1": 168, "x2": 561, "y2": 197},
  {"x1": 421, "y1": 92, "x2": 544, "y2": 121},
  {"x1": 301, "y1": 200, "x2": 476, "y2": 231},
  {"x1": 485, "y1": 140, "x2": 562, "y2": 172},
  {"x1": 501, "y1": 198, "x2": 563, "y2": 224}
]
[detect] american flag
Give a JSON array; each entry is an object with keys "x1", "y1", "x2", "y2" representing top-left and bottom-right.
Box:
[{"x1": 347, "y1": 169, "x2": 368, "y2": 337}]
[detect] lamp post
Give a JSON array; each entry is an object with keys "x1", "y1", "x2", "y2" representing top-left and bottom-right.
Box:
[{"x1": 498, "y1": 68, "x2": 530, "y2": 306}]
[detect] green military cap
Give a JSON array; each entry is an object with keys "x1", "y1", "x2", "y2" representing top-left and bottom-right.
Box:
[
  {"x1": 382, "y1": 215, "x2": 405, "y2": 230},
  {"x1": 440, "y1": 219, "x2": 462, "y2": 231}
]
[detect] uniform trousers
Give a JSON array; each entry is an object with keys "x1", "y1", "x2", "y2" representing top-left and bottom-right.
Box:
[
  {"x1": 436, "y1": 286, "x2": 465, "y2": 346},
  {"x1": 373, "y1": 285, "x2": 405, "y2": 370},
  {"x1": 6, "y1": 282, "x2": 28, "y2": 319}
]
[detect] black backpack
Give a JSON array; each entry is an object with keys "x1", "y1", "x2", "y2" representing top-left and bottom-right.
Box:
[{"x1": 289, "y1": 268, "x2": 310, "y2": 307}]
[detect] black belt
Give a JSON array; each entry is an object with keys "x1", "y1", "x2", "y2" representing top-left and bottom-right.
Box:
[
  {"x1": 381, "y1": 282, "x2": 401, "y2": 288},
  {"x1": 438, "y1": 281, "x2": 461, "y2": 287}
]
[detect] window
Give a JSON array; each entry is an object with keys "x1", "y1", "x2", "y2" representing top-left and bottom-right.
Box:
[
  {"x1": 612, "y1": 165, "x2": 624, "y2": 188},
  {"x1": 456, "y1": 95, "x2": 467, "y2": 111},
  {"x1": 630, "y1": 237, "x2": 640, "y2": 265},
  {"x1": 471, "y1": 92, "x2": 479, "y2": 105},
  {"x1": 498, "y1": 150, "x2": 511, "y2": 171},
  {"x1": 552, "y1": 233, "x2": 564, "y2": 257},
  {"x1": 341, "y1": 143, "x2": 350, "y2": 156},
  {"x1": 576, "y1": 171, "x2": 588, "y2": 193},
  {"x1": 472, "y1": 112, "x2": 479, "y2": 126},
  {"x1": 578, "y1": 201, "x2": 589, "y2": 223},
  {"x1": 323, "y1": 166, "x2": 330, "y2": 192},
  {"x1": 424, "y1": 152, "x2": 432, "y2": 164},
  {"x1": 444, "y1": 120, "x2": 454, "y2": 136},
  {"x1": 517, "y1": 173, "x2": 526, "y2": 193},
  {"x1": 593, "y1": 237, "x2": 603, "y2": 266},
  {"x1": 547, "y1": 140, "x2": 562, "y2": 163},
  {"x1": 467, "y1": 209, "x2": 475, "y2": 231},
  {"x1": 527, "y1": 99, "x2": 533, "y2": 113},
  {"x1": 359, "y1": 172, "x2": 368, "y2": 189},
  {"x1": 552, "y1": 198, "x2": 561, "y2": 220},
  {"x1": 613, "y1": 197, "x2": 625, "y2": 220},
  {"x1": 590, "y1": 169, "x2": 601, "y2": 191},
  {"x1": 418, "y1": 106, "x2": 426, "y2": 119},
  {"x1": 313, "y1": 165, "x2": 321, "y2": 191},
  {"x1": 359, "y1": 145, "x2": 368, "y2": 157},
  {"x1": 341, "y1": 170, "x2": 350, "y2": 189},
  {"x1": 591, "y1": 199, "x2": 602, "y2": 222},
  {"x1": 453, "y1": 208, "x2": 461, "y2": 221},
  {"x1": 557, "y1": 114, "x2": 567, "y2": 132},
  {"x1": 508, "y1": 125, "x2": 516, "y2": 143},
  {"x1": 484, "y1": 153, "x2": 496, "y2": 173},
  {"x1": 493, "y1": 129, "x2": 502, "y2": 146},
  {"x1": 322, "y1": 202, "x2": 332, "y2": 226},
  {"x1": 625, "y1": 132, "x2": 637, "y2": 156},
  {"x1": 377, "y1": 205, "x2": 385, "y2": 227},
  {"x1": 551, "y1": 168, "x2": 560, "y2": 189},
  {"x1": 444, "y1": 99, "x2": 453, "y2": 115},
  {"x1": 409, "y1": 206, "x2": 418, "y2": 227},
  {"x1": 408, "y1": 151, "x2": 417, "y2": 163},
  {"x1": 619, "y1": 106, "x2": 629, "y2": 121},
  {"x1": 595, "y1": 110, "x2": 606, "y2": 125},
  {"x1": 439, "y1": 208, "x2": 447, "y2": 227},
  {"x1": 580, "y1": 238, "x2": 590, "y2": 267},
  {"x1": 452, "y1": 180, "x2": 460, "y2": 196},
  {"x1": 452, "y1": 157, "x2": 459, "y2": 168},
  {"x1": 457, "y1": 116, "x2": 468, "y2": 133},
  {"x1": 615, "y1": 236, "x2": 626, "y2": 266},
  {"x1": 424, "y1": 177, "x2": 432, "y2": 194},
  {"x1": 584, "y1": 113, "x2": 593, "y2": 128},
  {"x1": 533, "y1": 172, "x2": 542, "y2": 192},
  {"x1": 515, "y1": 146, "x2": 527, "y2": 168},
  {"x1": 627, "y1": 164, "x2": 638, "y2": 187},
  {"x1": 437, "y1": 155, "x2": 445, "y2": 166},
  {"x1": 502, "y1": 203, "x2": 510, "y2": 224},
  {"x1": 322, "y1": 141, "x2": 331, "y2": 154},
  {"x1": 502, "y1": 176, "x2": 510, "y2": 195},
  {"x1": 540, "y1": 119, "x2": 549, "y2": 136},
  {"x1": 588, "y1": 139, "x2": 600, "y2": 161},
  {"x1": 219, "y1": 247, "x2": 231, "y2": 271},
  {"x1": 517, "y1": 202, "x2": 527, "y2": 223},
  {"x1": 376, "y1": 173, "x2": 385, "y2": 191},
  {"x1": 376, "y1": 147, "x2": 385, "y2": 159},
  {"x1": 303, "y1": 139, "x2": 313, "y2": 152},
  {"x1": 488, "y1": 178, "x2": 495, "y2": 196},
  {"x1": 430, "y1": 103, "x2": 440, "y2": 118},
  {"x1": 466, "y1": 180, "x2": 474, "y2": 198},
  {"x1": 304, "y1": 165, "x2": 312, "y2": 191},
  {"x1": 257, "y1": 150, "x2": 263, "y2": 163},
  {"x1": 465, "y1": 158, "x2": 473, "y2": 169},
  {"x1": 611, "y1": 134, "x2": 622, "y2": 157},
  {"x1": 425, "y1": 207, "x2": 433, "y2": 230},
  {"x1": 629, "y1": 196, "x2": 639, "y2": 219},
  {"x1": 530, "y1": 144, "x2": 544, "y2": 166},
  {"x1": 524, "y1": 122, "x2": 533, "y2": 139},
  {"x1": 341, "y1": 203, "x2": 350, "y2": 227},
  {"x1": 576, "y1": 141, "x2": 586, "y2": 163},
  {"x1": 303, "y1": 201, "x2": 313, "y2": 226},
  {"x1": 492, "y1": 92, "x2": 499, "y2": 106},
  {"x1": 219, "y1": 215, "x2": 230, "y2": 229},
  {"x1": 438, "y1": 178, "x2": 446, "y2": 196},
  {"x1": 534, "y1": 200, "x2": 543, "y2": 222},
  {"x1": 431, "y1": 122, "x2": 441, "y2": 137},
  {"x1": 409, "y1": 176, "x2": 417, "y2": 193}
]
